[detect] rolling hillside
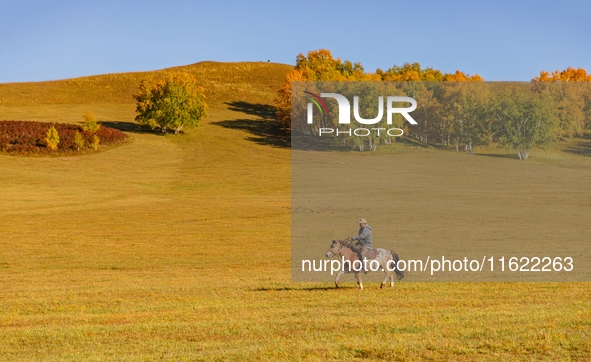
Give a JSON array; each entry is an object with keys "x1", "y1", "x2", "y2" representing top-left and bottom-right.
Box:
[
  {"x1": 0, "y1": 61, "x2": 293, "y2": 107},
  {"x1": 0, "y1": 62, "x2": 590, "y2": 360}
]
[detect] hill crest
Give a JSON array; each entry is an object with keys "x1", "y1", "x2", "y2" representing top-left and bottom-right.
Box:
[{"x1": 0, "y1": 61, "x2": 293, "y2": 107}]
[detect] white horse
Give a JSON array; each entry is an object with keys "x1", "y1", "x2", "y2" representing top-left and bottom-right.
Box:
[{"x1": 325, "y1": 239, "x2": 404, "y2": 290}]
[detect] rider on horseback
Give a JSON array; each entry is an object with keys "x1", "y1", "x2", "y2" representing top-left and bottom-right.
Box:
[{"x1": 350, "y1": 218, "x2": 375, "y2": 263}]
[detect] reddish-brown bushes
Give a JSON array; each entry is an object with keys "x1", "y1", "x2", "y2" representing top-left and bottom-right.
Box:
[{"x1": 0, "y1": 120, "x2": 129, "y2": 156}]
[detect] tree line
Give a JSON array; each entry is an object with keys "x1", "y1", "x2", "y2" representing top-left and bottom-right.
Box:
[{"x1": 277, "y1": 50, "x2": 591, "y2": 159}]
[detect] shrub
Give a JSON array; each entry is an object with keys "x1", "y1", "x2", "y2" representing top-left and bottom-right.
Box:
[{"x1": 0, "y1": 120, "x2": 129, "y2": 156}]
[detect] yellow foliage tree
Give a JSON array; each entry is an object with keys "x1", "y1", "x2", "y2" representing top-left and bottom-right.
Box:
[
  {"x1": 82, "y1": 111, "x2": 101, "y2": 134},
  {"x1": 73, "y1": 131, "x2": 84, "y2": 151},
  {"x1": 45, "y1": 125, "x2": 60, "y2": 151}
]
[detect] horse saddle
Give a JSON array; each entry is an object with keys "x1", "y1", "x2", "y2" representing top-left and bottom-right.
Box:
[{"x1": 364, "y1": 249, "x2": 377, "y2": 259}]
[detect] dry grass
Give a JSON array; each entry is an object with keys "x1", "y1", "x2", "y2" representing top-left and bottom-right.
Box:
[
  {"x1": 0, "y1": 62, "x2": 589, "y2": 360},
  {"x1": 0, "y1": 61, "x2": 292, "y2": 108},
  {"x1": 291, "y1": 140, "x2": 591, "y2": 282}
]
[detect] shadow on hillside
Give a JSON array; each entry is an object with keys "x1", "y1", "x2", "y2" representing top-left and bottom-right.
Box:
[
  {"x1": 225, "y1": 101, "x2": 276, "y2": 120},
  {"x1": 212, "y1": 101, "x2": 290, "y2": 148},
  {"x1": 99, "y1": 120, "x2": 153, "y2": 134},
  {"x1": 476, "y1": 153, "x2": 519, "y2": 160},
  {"x1": 563, "y1": 132, "x2": 591, "y2": 157},
  {"x1": 397, "y1": 136, "x2": 432, "y2": 148}
]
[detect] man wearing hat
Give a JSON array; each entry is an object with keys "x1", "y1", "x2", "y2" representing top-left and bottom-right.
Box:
[{"x1": 351, "y1": 218, "x2": 374, "y2": 261}]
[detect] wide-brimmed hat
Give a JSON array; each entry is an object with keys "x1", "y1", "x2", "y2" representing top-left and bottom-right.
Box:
[{"x1": 358, "y1": 218, "x2": 367, "y2": 224}]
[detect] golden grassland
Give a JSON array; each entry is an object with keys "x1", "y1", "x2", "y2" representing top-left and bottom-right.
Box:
[
  {"x1": 0, "y1": 61, "x2": 590, "y2": 360},
  {"x1": 0, "y1": 61, "x2": 292, "y2": 108}
]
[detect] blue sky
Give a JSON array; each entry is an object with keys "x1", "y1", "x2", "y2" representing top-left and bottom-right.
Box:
[{"x1": 1, "y1": 0, "x2": 590, "y2": 83}]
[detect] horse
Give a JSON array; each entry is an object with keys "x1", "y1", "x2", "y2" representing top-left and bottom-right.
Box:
[{"x1": 325, "y1": 239, "x2": 404, "y2": 290}]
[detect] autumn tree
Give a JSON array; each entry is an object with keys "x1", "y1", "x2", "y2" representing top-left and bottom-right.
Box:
[
  {"x1": 275, "y1": 68, "x2": 306, "y2": 128},
  {"x1": 533, "y1": 67, "x2": 591, "y2": 82},
  {"x1": 275, "y1": 49, "x2": 379, "y2": 128},
  {"x1": 493, "y1": 87, "x2": 557, "y2": 160},
  {"x1": 276, "y1": 49, "x2": 487, "y2": 152},
  {"x1": 82, "y1": 111, "x2": 101, "y2": 150},
  {"x1": 73, "y1": 131, "x2": 84, "y2": 151},
  {"x1": 532, "y1": 67, "x2": 591, "y2": 138},
  {"x1": 378, "y1": 62, "x2": 483, "y2": 82},
  {"x1": 293, "y1": 49, "x2": 376, "y2": 81},
  {"x1": 82, "y1": 111, "x2": 101, "y2": 134},
  {"x1": 443, "y1": 70, "x2": 484, "y2": 82},
  {"x1": 45, "y1": 125, "x2": 60, "y2": 150},
  {"x1": 134, "y1": 72, "x2": 208, "y2": 134}
]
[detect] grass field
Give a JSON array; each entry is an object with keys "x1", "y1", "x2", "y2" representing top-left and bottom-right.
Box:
[
  {"x1": 291, "y1": 145, "x2": 591, "y2": 283},
  {"x1": 0, "y1": 62, "x2": 590, "y2": 360}
]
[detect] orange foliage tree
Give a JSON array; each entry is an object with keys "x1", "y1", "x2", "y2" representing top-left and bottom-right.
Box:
[
  {"x1": 275, "y1": 49, "x2": 380, "y2": 126},
  {"x1": 533, "y1": 67, "x2": 591, "y2": 82}
]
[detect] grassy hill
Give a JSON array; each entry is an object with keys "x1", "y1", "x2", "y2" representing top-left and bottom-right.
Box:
[
  {"x1": 0, "y1": 62, "x2": 590, "y2": 360},
  {"x1": 0, "y1": 61, "x2": 292, "y2": 107}
]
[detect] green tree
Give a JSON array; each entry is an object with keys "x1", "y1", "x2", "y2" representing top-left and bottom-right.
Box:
[
  {"x1": 493, "y1": 87, "x2": 557, "y2": 160},
  {"x1": 339, "y1": 82, "x2": 406, "y2": 151},
  {"x1": 439, "y1": 83, "x2": 492, "y2": 154},
  {"x1": 400, "y1": 82, "x2": 441, "y2": 145},
  {"x1": 134, "y1": 72, "x2": 208, "y2": 134},
  {"x1": 532, "y1": 81, "x2": 588, "y2": 139}
]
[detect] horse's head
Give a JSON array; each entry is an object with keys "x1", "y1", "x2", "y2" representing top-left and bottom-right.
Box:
[{"x1": 325, "y1": 239, "x2": 342, "y2": 258}]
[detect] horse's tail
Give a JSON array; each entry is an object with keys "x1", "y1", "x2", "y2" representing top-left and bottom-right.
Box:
[{"x1": 390, "y1": 250, "x2": 404, "y2": 280}]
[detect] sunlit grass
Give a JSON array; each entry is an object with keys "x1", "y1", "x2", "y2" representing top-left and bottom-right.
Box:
[
  {"x1": 0, "y1": 62, "x2": 589, "y2": 360},
  {"x1": 0, "y1": 61, "x2": 292, "y2": 108}
]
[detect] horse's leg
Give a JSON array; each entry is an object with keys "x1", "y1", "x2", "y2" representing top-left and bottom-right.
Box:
[
  {"x1": 385, "y1": 254, "x2": 395, "y2": 287},
  {"x1": 334, "y1": 270, "x2": 345, "y2": 288},
  {"x1": 388, "y1": 258, "x2": 395, "y2": 287},
  {"x1": 356, "y1": 272, "x2": 363, "y2": 290},
  {"x1": 381, "y1": 261, "x2": 390, "y2": 289},
  {"x1": 381, "y1": 274, "x2": 390, "y2": 289}
]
